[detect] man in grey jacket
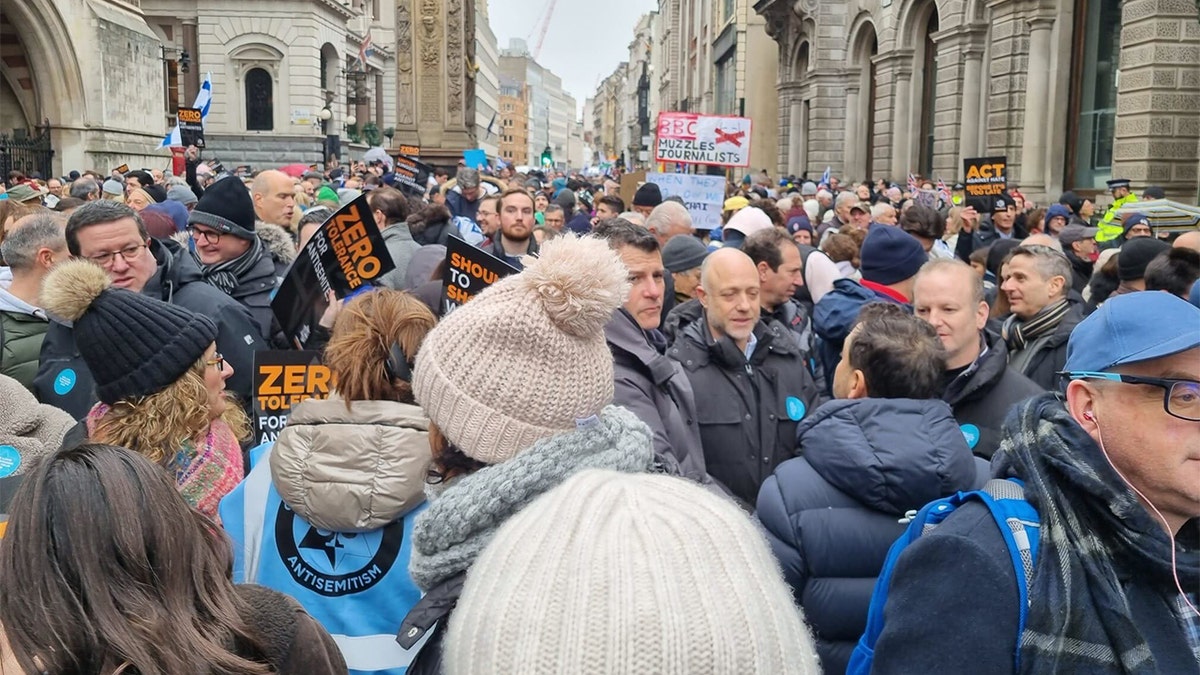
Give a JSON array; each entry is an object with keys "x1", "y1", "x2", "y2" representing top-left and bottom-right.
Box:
[
  {"x1": 596, "y1": 219, "x2": 716, "y2": 490},
  {"x1": 369, "y1": 187, "x2": 420, "y2": 290}
]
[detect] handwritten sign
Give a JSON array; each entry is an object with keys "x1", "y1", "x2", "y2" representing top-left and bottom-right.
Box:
[
  {"x1": 251, "y1": 351, "x2": 335, "y2": 444},
  {"x1": 655, "y1": 112, "x2": 753, "y2": 167},
  {"x1": 271, "y1": 195, "x2": 395, "y2": 344},
  {"x1": 442, "y1": 236, "x2": 519, "y2": 315},
  {"x1": 963, "y1": 156, "x2": 1008, "y2": 212},
  {"x1": 646, "y1": 173, "x2": 727, "y2": 230},
  {"x1": 178, "y1": 107, "x2": 205, "y2": 148}
]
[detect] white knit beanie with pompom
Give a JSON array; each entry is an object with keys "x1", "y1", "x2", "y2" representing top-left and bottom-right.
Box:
[
  {"x1": 444, "y1": 469, "x2": 823, "y2": 675},
  {"x1": 412, "y1": 234, "x2": 630, "y2": 465}
]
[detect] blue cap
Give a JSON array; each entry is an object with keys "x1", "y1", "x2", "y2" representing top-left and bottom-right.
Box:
[{"x1": 1064, "y1": 292, "x2": 1200, "y2": 373}]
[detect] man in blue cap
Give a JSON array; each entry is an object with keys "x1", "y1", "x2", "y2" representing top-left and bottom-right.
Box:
[{"x1": 868, "y1": 291, "x2": 1200, "y2": 673}]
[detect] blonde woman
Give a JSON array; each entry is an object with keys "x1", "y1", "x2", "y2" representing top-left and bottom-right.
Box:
[
  {"x1": 126, "y1": 186, "x2": 153, "y2": 212},
  {"x1": 41, "y1": 260, "x2": 248, "y2": 519}
]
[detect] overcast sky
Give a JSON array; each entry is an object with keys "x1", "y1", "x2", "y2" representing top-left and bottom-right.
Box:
[{"x1": 486, "y1": 0, "x2": 657, "y2": 117}]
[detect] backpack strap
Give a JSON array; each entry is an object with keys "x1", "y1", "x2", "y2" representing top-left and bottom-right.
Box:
[{"x1": 975, "y1": 478, "x2": 1040, "y2": 670}]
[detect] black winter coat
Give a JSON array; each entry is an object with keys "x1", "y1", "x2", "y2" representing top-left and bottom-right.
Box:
[
  {"x1": 942, "y1": 333, "x2": 1043, "y2": 460},
  {"x1": 755, "y1": 398, "x2": 982, "y2": 675},
  {"x1": 222, "y1": 246, "x2": 290, "y2": 348},
  {"x1": 34, "y1": 239, "x2": 265, "y2": 419},
  {"x1": 1001, "y1": 296, "x2": 1085, "y2": 391},
  {"x1": 871, "y1": 503, "x2": 1200, "y2": 674},
  {"x1": 668, "y1": 313, "x2": 824, "y2": 505},
  {"x1": 396, "y1": 572, "x2": 466, "y2": 675}
]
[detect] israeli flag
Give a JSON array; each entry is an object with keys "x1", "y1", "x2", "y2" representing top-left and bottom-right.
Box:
[
  {"x1": 159, "y1": 72, "x2": 213, "y2": 149},
  {"x1": 821, "y1": 166, "x2": 831, "y2": 186}
]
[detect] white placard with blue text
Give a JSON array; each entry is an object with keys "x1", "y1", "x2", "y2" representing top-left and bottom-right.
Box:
[{"x1": 646, "y1": 173, "x2": 726, "y2": 230}]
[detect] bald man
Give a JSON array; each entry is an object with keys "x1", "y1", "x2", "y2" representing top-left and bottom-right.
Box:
[
  {"x1": 1174, "y1": 230, "x2": 1200, "y2": 253},
  {"x1": 252, "y1": 170, "x2": 297, "y2": 227},
  {"x1": 1021, "y1": 233, "x2": 1063, "y2": 252},
  {"x1": 668, "y1": 247, "x2": 824, "y2": 506}
]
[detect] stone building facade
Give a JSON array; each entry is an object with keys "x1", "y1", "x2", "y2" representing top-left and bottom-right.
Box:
[
  {"x1": 755, "y1": 0, "x2": 1200, "y2": 200},
  {"x1": 498, "y1": 75, "x2": 529, "y2": 166},
  {"x1": 0, "y1": 0, "x2": 166, "y2": 174}
]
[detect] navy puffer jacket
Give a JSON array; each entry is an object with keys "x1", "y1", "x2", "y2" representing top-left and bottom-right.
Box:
[{"x1": 755, "y1": 397, "x2": 982, "y2": 675}]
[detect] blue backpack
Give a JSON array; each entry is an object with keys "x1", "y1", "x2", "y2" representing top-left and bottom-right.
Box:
[{"x1": 847, "y1": 478, "x2": 1041, "y2": 674}]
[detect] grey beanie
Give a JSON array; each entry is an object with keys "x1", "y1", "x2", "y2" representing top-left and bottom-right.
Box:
[
  {"x1": 166, "y1": 184, "x2": 198, "y2": 206},
  {"x1": 661, "y1": 235, "x2": 710, "y2": 273}
]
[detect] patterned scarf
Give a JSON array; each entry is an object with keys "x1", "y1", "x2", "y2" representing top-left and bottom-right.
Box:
[
  {"x1": 993, "y1": 393, "x2": 1200, "y2": 673},
  {"x1": 86, "y1": 405, "x2": 244, "y2": 520},
  {"x1": 1002, "y1": 298, "x2": 1070, "y2": 351},
  {"x1": 408, "y1": 406, "x2": 654, "y2": 591},
  {"x1": 194, "y1": 235, "x2": 264, "y2": 296}
]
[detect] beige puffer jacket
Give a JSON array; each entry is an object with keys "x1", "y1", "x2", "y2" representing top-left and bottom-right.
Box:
[{"x1": 269, "y1": 397, "x2": 430, "y2": 533}]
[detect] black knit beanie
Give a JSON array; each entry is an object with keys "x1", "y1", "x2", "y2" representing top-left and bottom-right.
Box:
[
  {"x1": 40, "y1": 260, "x2": 217, "y2": 404},
  {"x1": 1118, "y1": 237, "x2": 1170, "y2": 282},
  {"x1": 633, "y1": 183, "x2": 663, "y2": 208},
  {"x1": 187, "y1": 175, "x2": 257, "y2": 240}
]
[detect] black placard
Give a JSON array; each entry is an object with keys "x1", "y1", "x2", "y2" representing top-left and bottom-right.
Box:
[
  {"x1": 178, "y1": 106, "x2": 205, "y2": 148},
  {"x1": 963, "y1": 156, "x2": 1008, "y2": 212},
  {"x1": 442, "y1": 235, "x2": 519, "y2": 315},
  {"x1": 251, "y1": 350, "x2": 334, "y2": 445}
]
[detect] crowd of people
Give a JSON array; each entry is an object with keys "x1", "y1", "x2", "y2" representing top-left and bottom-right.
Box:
[{"x1": 0, "y1": 153, "x2": 1196, "y2": 674}]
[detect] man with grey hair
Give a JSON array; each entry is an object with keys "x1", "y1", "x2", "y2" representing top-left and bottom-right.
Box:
[
  {"x1": 998, "y1": 245, "x2": 1083, "y2": 389},
  {"x1": 818, "y1": 191, "x2": 859, "y2": 245},
  {"x1": 446, "y1": 167, "x2": 483, "y2": 224},
  {"x1": 1020, "y1": 233, "x2": 1063, "y2": 252},
  {"x1": 815, "y1": 188, "x2": 834, "y2": 221},
  {"x1": 618, "y1": 211, "x2": 646, "y2": 227},
  {"x1": 0, "y1": 213, "x2": 68, "y2": 389},
  {"x1": 644, "y1": 201, "x2": 695, "y2": 247},
  {"x1": 913, "y1": 258, "x2": 1042, "y2": 458},
  {"x1": 871, "y1": 201, "x2": 897, "y2": 226},
  {"x1": 69, "y1": 178, "x2": 101, "y2": 202}
]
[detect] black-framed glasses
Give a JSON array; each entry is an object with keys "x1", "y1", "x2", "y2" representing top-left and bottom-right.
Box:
[
  {"x1": 1061, "y1": 371, "x2": 1200, "y2": 421},
  {"x1": 205, "y1": 353, "x2": 226, "y2": 371},
  {"x1": 187, "y1": 225, "x2": 224, "y2": 245},
  {"x1": 86, "y1": 242, "x2": 146, "y2": 268}
]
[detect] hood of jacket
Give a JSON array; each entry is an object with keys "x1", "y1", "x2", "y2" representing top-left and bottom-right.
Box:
[
  {"x1": 813, "y1": 277, "x2": 879, "y2": 342},
  {"x1": 797, "y1": 398, "x2": 977, "y2": 515},
  {"x1": 270, "y1": 397, "x2": 431, "y2": 532},
  {"x1": 0, "y1": 268, "x2": 42, "y2": 316},
  {"x1": 256, "y1": 222, "x2": 297, "y2": 266},
  {"x1": 662, "y1": 297, "x2": 703, "y2": 342}
]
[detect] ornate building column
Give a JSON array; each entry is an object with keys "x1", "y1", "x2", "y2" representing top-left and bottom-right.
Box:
[{"x1": 1019, "y1": 17, "x2": 1054, "y2": 190}]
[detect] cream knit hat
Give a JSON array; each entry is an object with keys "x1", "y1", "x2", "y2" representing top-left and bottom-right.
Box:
[
  {"x1": 413, "y1": 234, "x2": 629, "y2": 465},
  {"x1": 444, "y1": 470, "x2": 822, "y2": 675}
]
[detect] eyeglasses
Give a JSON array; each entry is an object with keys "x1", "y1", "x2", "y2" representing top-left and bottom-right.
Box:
[
  {"x1": 187, "y1": 225, "x2": 224, "y2": 245},
  {"x1": 1062, "y1": 371, "x2": 1200, "y2": 421},
  {"x1": 206, "y1": 353, "x2": 226, "y2": 370},
  {"x1": 86, "y1": 243, "x2": 146, "y2": 268}
]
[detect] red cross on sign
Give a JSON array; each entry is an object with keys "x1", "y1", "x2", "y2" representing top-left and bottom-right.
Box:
[{"x1": 714, "y1": 128, "x2": 746, "y2": 147}]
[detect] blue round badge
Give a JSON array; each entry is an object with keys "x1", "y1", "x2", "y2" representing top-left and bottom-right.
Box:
[
  {"x1": 785, "y1": 396, "x2": 807, "y2": 422},
  {"x1": 960, "y1": 424, "x2": 981, "y2": 449},
  {"x1": 53, "y1": 368, "x2": 77, "y2": 396},
  {"x1": 0, "y1": 446, "x2": 20, "y2": 478}
]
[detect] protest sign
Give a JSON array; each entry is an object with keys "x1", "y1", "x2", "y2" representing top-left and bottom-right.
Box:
[
  {"x1": 251, "y1": 350, "x2": 335, "y2": 445},
  {"x1": 619, "y1": 171, "x2": 647, "y2": 209},
  {"x1": 963, "y1": 156, "x2": 1008, "y2": 212},
  {"x1": 655, "y1": 112, "x2": 753, "y2": 167},
  {"x1": 113, "y1": 163, "x2": 130, "y2": 175},
  {"x1": 271, "y1": 194, "x2": 395, "y2": 344},
  {"x1": 646, "y1": 172, "x2": 726, "y2": 229},
  {"x1": 178, "y1": 107, "x2": 205, "y2": 148},
  {"x1": 442, "y1": 235, "x2": 519, "y2": 315},
  {"x1": 391, "y1": 153, "x2": 434, "y2": 199},
  {"x1": 463, "y1": 148, "x2": 488, "y2": 170},
  {"x1": 397, "y1": 144, "x2": 421, "y2": 157},
  {"x1": 914, "y1": 189, "x2": 940, "y2": 210},
  {"x1": 235, "y1": 165, "x2": 253, "y2": 177}
]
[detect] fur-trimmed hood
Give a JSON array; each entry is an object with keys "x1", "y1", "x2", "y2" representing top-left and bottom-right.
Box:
[{"x1": 255, "y1": 222, "x2": 297, "y2": 266}]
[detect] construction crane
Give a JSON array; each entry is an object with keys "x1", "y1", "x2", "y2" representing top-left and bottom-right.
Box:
[{"x1": 524, "y1": 0, "x2": 558, "y2": 61}]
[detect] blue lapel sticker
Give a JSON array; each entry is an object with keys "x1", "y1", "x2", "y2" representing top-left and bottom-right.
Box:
[
  {"x1": 53, "y1": 368, "x2": 77, "y2": 396},
  {"x1": 0, "y1": 446, "x2": 20, "y2": 478},
  {"x1": 785, "y1": 396, "x2": 806, "y2": 422},
  {"x1": 960, "y1": 424, "x2": 980, "y2": 449}
]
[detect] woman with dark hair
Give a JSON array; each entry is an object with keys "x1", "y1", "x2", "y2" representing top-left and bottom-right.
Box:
[
  {"x1": 221, "y1": 289, "x2": 437, "y2": 674},
  {"x1": 0, "y1": 443, "x2": 346, "y2": 674}
]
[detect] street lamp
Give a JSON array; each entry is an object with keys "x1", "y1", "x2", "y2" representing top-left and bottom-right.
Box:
[
  {"x1": 318, "y1": 108, "x2": 332, "y2": 121},
  {"x1": 346, "y1": 114, "x2": 357, "y2": 127}
]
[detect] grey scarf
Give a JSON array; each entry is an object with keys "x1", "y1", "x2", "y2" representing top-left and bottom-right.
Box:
[
  {"x1": 408, "y1": 405, "x2": 654, "y2": 591},
  {"x1": 995, "y1": 393, "x2": 1200, "y2": 673},
  {"x1": 194, "y1": 235, "x2": 263, "y2": 296}
]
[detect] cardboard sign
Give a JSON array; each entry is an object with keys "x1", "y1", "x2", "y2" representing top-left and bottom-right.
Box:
[
  {"x1": 251, "y1": 350, "x2": 335, "y2": 445},
  {"x1": 114, "y1": 163, "x2": 130, "y2": 175},
  {"x1": 442, "y1": 236, "x2": 519, "y2": 315},
  {"x1": 271, "y1": 195, "x2": 396, "y2": 344},
  {"x1": 619, "y1": 171, "x2": 647, "y2": 210},
  {"x1": 646, "y1": 172, "x2": 726, "y2": 229},
  {"x1": 655, "y1": 112, "x2": 753, "y2": 167},
  {"x1": 914, "y1": 189, "x2": 940, "y2": 209},
  {"x1": 392, "y1": 153, "x2": 434, "y2": 199},
  {"x1": 178, "y1": 106, "x2": 205, "y2": 148},
  {"x1": 397, "y1": 144, "x2": 421, "y2": 157},
  {"x1": 963, "y1": 156, "x2": 1008, "y2": 211},
  {"x1": 463, "y1": 148, "x2": 488, "y2": 170}
]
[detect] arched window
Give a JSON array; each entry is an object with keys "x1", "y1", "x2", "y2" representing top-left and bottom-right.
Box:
[
  {"x1": 918, "y1": 10, "x2": 939, "y2": 177},
  {"x1": 245, "y1": 68, "x2": 273, "y2": 131}
]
